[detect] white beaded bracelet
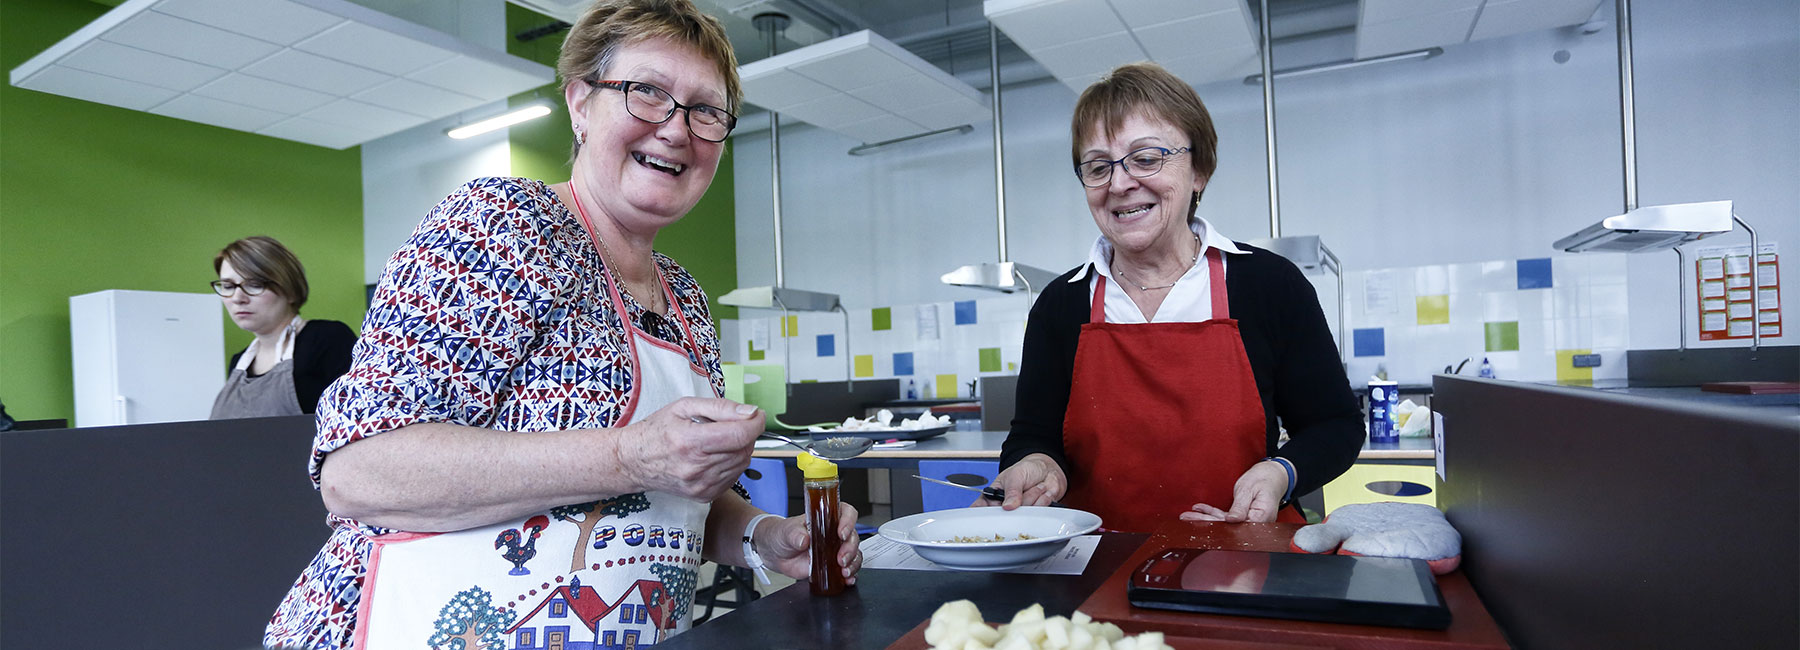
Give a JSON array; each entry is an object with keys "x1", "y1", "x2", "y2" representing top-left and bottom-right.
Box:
[{"x1": 741, "y1": 513, "x2": 782, "y2": 585}]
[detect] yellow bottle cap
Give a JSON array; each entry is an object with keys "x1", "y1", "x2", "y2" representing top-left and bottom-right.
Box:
[{"x1": 796, "y1": 452, "x2": 838, "y2": 479}]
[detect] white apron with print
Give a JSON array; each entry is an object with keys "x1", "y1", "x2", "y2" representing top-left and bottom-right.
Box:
[{"x1": 354, "y1": 275, "x2": 713, "y2": 650}]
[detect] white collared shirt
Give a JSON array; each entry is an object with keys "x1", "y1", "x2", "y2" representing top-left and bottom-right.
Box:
[{"x1": 1070, "y1": 216, "x2": 1248, "y2": 324}]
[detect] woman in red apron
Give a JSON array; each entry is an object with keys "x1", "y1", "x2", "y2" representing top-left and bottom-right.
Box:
[{"x1": 985, "y1": 63, "x2": 1363, "y2": 533}]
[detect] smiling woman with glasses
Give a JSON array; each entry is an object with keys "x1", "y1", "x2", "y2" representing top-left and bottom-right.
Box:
[
  {"x1": 263, "y1": 2, "x2": 860, "y2": 648},
  {"x1": 208, "y1": 236, "x2": 354, "y2": 421},
  {"x1": 986, "y1": 62, "x2": 1362, "y2": 537}
]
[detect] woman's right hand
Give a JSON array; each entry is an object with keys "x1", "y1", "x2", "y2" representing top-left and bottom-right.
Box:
[
  {"x1": 976, "y1": 453, "x2": 1066, "y2": 510},
  {"x1": 617, "y1": 398, "x2": 763, "y2": 503}
]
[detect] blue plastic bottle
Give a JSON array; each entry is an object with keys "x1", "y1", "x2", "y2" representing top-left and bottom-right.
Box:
[{"x1": 1478, "y1": 357, "x2": 1495, "y2": 378}]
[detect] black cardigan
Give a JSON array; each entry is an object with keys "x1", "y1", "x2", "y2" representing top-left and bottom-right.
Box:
[
  {"x1": 228, "y1": 319, "x2": 357, "y2": 414},
  {"x1": 1000, "y1": 243, "x2": 1364, "y2": 500}
]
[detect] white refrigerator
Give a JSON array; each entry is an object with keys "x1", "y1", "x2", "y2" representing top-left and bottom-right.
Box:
[{"x1": 69, "y1": 290, "x2": 225, "y2": 427}]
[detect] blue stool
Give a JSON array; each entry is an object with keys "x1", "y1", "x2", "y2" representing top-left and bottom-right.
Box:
[
  {"x1": 696, "y1": 458, "x2": 789, "y2": 623},
  {"x1": 917, "y1": 460, "x2": 1000, "y2": 513}
]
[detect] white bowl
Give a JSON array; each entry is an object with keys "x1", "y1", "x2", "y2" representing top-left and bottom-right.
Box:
[{"x1": 877, "y1": 506, "x2": 1103, "y2": 571}]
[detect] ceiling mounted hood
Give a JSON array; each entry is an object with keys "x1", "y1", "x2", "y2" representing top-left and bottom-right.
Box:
[
  {"x1": 11, "y1": 0, "x2": 555, "y2": 150},
  {"x1": 984, "y1": 0, "x2": 1262, "y2": 91},
  {"x1": 737, "y1": 30, "x2": 991, "y2": 145},
  {"x1": 1553, "y1": 200, "x2": 1734, "y2": 253}
]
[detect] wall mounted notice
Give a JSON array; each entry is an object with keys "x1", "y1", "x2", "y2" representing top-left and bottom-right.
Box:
[{"x1": 1696, "y1": 242, "x2": 1781, "y2": 340}]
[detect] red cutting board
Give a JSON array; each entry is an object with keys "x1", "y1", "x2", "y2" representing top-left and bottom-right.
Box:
[
  {"x1": 1701, "y1": 381, "x2": 1800, "y2": 395},
  {"x1": 1075, "y1": 520, "x2": 1511, "y2": 650}
]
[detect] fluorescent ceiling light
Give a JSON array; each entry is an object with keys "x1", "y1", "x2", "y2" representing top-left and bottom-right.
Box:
[
  {"x1": 1243, "y1": 47, "x2": 1441, "y2": 85},
  {"x1": 445, "y1": 102, "x2": 551, "y2": 139}
]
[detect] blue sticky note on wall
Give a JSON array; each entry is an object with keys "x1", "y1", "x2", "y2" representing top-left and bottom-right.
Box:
[
  {"x1": 954, "y1": 300, "x2": 978, "y2": 325},
  {"x1": 893, "y1": 352, "x2": 915, "y2": 376},
  {"x1": 1517, "y1": 258, "x2": 1553, "y2": 289},
  {"x1": 1353, "y1": 328, "x2": 1386, "y2": 357},
  {"x1": 816, "y1": 334, "x2": 834, "y2": 357}
]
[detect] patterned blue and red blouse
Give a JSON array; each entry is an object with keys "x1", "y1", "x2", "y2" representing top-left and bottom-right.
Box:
[{"x1": 264, "y1": 177, "x2": 725, "y2": 649}]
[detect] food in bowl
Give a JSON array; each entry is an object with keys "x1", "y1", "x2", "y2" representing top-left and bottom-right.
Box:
[
  {"x1": 943, "y1": 534, "x2": 1037, "y2": 543},
  {"x1": 925, "y1": 600, "x2": 1174, "y2": 650}
]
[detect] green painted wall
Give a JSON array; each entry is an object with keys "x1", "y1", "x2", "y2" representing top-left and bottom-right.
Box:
[
  {"x1": 0, "y1": 0, "x2": 365, "y2": 423},
  {"x1": 505, "y1": 4, "x2": 739, "y2": 320}
]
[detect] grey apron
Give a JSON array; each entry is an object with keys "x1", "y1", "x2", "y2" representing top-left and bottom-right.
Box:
[{"x1": 210, "y1": 317, "x2": 305, "y2": 419}]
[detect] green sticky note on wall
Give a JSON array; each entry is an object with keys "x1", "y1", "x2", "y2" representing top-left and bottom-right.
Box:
[
  {"x1": 1485, "y1": 321, "x2": 1519, "y2": 352},
  {"x1": 853, "y1": 354, "x2": 874, "y2": 378},
  {"x1": 1416, "y1": 295, "x2": 1450, "y2": 325},
  {"x1": 748, "y1": 340, "x2": 765, "y2": 361},
  {"x1": 872, "y1": 307, "x2": 892, "y2": 331},
  {"x1": 936, "y1": 373, "x2": 959, "y2": 398},
  {"x1": 979, "y1": 348, "x2": 1002, "y2": 372}
]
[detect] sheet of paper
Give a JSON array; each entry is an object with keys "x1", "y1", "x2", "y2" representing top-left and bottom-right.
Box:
[
  {"x1": 1363, "y1": 271, "x2": 1397, "y2": 315},
  {"x1": 749, "y1": 319, "x2": 770, "y2": 351},
  {"x1": 860, "y1": 534, "x2": 1100, "y2": 575},
  {"x1": 916, "y1": 304, "x2": 940, "y2": 341}
]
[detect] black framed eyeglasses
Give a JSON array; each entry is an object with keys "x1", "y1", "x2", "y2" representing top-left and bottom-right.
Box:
[
  {"x1": 587, "y1": 79, "x2": 737, "y2": 142},
  {"x1": 1074, "y1": 146, "x2": 1192, "y2": 188},
  {"x1": 210, "y1": 280, "x2": 272, "y2": 297}
]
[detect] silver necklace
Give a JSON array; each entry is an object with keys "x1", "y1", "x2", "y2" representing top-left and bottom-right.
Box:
[
  {"x1": 594, "y1": 231, "x2": 660, "y2": 316},
  {"x1": 1114, "y1": 232, "x2": 1202, "y2": 292}
]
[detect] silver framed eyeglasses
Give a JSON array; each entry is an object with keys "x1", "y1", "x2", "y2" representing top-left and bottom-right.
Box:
[
  {"x1": 1074, "y1": 146, "x2": 1192, "y2": 188},
  {"x1": 588, "y1": 79, "x2": 737, "y2": 142},
  {"x1": 210, "y1": 280, "x2": 271, "y2": 297}
]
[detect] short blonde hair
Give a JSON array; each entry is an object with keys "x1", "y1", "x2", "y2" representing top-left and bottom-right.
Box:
[
  {"x1": 1070, "y1": 63, "x2": 1219, "y2": 210},
  {"x1": 558, "y1": 0, "x2": 740, "y2": 154},
  {"x1": 214, "y1": 236, "x2": 309, "y2": 311}
]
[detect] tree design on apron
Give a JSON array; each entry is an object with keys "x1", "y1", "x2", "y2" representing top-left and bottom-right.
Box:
[{"x1": 551, "y1": 492, "x2": 652, "y2": 573}]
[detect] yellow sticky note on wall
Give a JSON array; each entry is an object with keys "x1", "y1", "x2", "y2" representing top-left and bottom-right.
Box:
[
  {"x1": 936, "y1": 373, "x2": 959, "y2": 398},
  {"x1": 1416, "y1": 295, "x2": 1450, "y2": 325}
]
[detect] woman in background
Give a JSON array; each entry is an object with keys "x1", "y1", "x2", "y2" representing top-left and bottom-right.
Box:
[{"x1": 209, "y1": 235, "x2": 354, "y2": 419}]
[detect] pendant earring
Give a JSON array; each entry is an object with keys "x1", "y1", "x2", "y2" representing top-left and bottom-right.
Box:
[{"x1": 574, "y1": 127, "x2": 586, "y2": 147}]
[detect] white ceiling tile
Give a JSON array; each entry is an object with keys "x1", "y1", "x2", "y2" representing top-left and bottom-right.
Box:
[
  {"x1": 779, "y1": 91, "x2": 885, "y2": 130},
  {"x1": 839, "y1": 113, "x2": 931, "y2": 143},
  {"x1": 409, "y1": 55, "x2": 547, "y2": 100},
  {"x1": 1135, "y1": 11, "x2": 1259, "y2": 61},
  {"x1": 61, "y1": 40, "x2": 226, "y2": 92},
  {"x1": 845, "y1": 73, "x2": 976, "y2": 113},
  {"x1": 301, "y1": 98, "x2": 423, "y2": 131},
  {"x1": 242, "y1": 48, "x2": 389, "y2": 96},
  {"x1": 149, "y1": 93, "x2": 288, "y2": 132},
  {"x1": 1026, "y1": 31, "x2": 1146, "y2": 81},
  {"x1": 259, "y1": 115, "x2": 378, "y2": 149},
  {"x1": 102, "y1": 10, "x2": 281, "y2": 70},
  {"x1": 1061, "y1": 71, "x2": 1105, "y2": 94},
  {"x1": 1109, "y1": 0, "x2": 1243, "y2": 29},
  {"x1": 192, "y1": 72, "x2": 335, "y2": 113},
  {"x1": 1158, "y1": 47, "x2": 1261, "y2": 86},
  {"x1": 354, "y1": 78, "x2": 484, "y2": 118},
  {"x1": 14, "y1": 65, "x2": 181, "y2": 111},
  {"x1": 988, "y1": 0, "x2": 1128, "y2": 54},
  {"x1": 1356, "y1": 8, "x2": 1480, "y2": 59},
  {"x1": 153, "y1": 0, "x2": 341, "y2": 46},
  {"x1": 1360, "y1": 0, "x2": 1483, "y2": 25},
  {"x1": 741, "y1": 68, "x2": 838, "y2": 112},
  {"x1": 788, "y1": 43, "x2": 918, "y2": 91},
  {"x1": 1470, "y1": 0, "x2": 1607, "y2": 41},
  {"x1": 295, "y1": 21, "x2": 457, "y2": 77},
  {"x1": 906, "y1": 99, "x2": 994, "y2": 131}
]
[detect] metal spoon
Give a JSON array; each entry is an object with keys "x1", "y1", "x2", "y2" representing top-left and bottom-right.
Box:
[{"x1": 760, "y1": 432, "x2": 874, "y2": 461}]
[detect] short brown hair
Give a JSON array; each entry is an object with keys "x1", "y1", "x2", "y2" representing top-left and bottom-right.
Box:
[
  {"x1": 558, "y1": 0, "x2": 740, "y2": 153},
  {"x1": 1070, "y1": 63, "x2": 1219, "y2": 210},
  {"x1": 213, "y1": 236, "x2": 309, "y2": 311}
]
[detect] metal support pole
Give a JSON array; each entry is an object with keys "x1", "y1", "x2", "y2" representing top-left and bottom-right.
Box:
[
  {"x1": 1258, "y1": 0, "x2": 1282, "y2": 238},
  {"x1": 990, "y1": 25, "x2": 1009, "y2": 263},
  {"x1": 1616, "y1": 0, "x2": 1638, "y2": 212},
  {"x1": 1737, "y1": 213, "x2": 1761, "y2": 350},
  {"x1": 756, "y1": 14, "x2": 790, "y2": 289},
  {"x1": 1673, "y1": 248, "x2": 1686, "y2": 352}
]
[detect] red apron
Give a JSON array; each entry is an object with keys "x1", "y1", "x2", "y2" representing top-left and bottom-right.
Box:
[{"x1": 1061, "y1": 249, "x2": 1305, "y2": 532}]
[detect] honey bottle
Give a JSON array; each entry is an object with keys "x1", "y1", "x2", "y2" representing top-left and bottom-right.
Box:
[{"x1": 797, "y1": 452, "x2": 848, "y2": 596}]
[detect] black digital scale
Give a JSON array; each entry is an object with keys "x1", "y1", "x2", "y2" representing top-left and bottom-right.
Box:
[{"x1": 1127, "y1": 548, "x2": 1452, "y2": 630}]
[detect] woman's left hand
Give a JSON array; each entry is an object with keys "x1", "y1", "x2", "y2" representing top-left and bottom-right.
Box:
[
  {"x1": 757, "y1": 504, "x2": 862, "y2": 585},
  {"x1": 1179, "y1": 460, "x2": 1288, "y2": 523}
]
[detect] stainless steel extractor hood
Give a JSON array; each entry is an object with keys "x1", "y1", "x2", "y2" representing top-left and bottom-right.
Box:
[
  {"x1": 1553, "y1": 201, "x2": 1734, "y2": 253},
  {"x1": 1250, "y1": 235, "x2": 1345, "y2": 361},
  {"x1": 940, "y1": 261, "x2": 1060, "y2": 295}
]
